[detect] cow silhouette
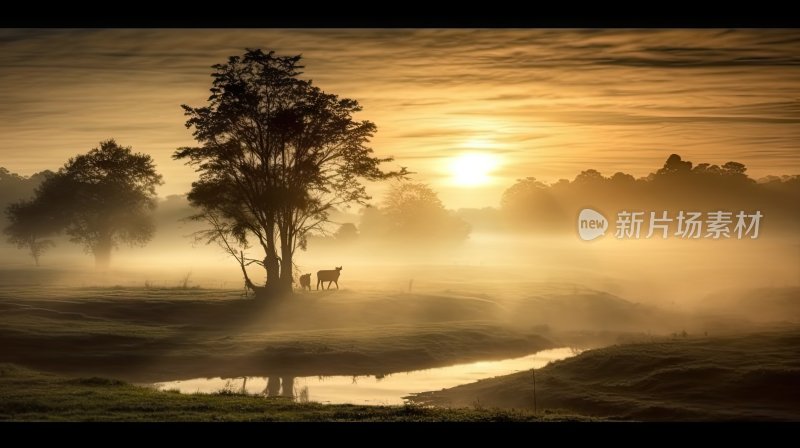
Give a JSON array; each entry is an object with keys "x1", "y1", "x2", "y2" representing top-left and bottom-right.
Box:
[
  {"x1": 298, "y1": 273, "x2": 311, "y2": 291},
  {"x1": 317, "y1": 266, "x2": 342, "y2": 290}
]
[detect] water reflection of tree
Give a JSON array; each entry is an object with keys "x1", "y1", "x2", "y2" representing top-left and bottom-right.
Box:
[
  {"x1": 296, "y1": 386, "x2": 310, "y2": 403},
  {"x1": 264, "y1": 376, "x2": 296, "y2": 398}
]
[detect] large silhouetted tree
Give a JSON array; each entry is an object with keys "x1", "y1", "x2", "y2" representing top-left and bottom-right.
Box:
[
  {"x1": 5, "y1": 140, "x2": 163, "y2": 268},
  {"x1": 174, "y1": 49, "x2": 407, "y2": 299}
]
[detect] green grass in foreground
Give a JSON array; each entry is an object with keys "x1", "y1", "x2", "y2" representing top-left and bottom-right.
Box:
[{"x1": 0, "y1": 364, "x2": 591, "y2": 422}]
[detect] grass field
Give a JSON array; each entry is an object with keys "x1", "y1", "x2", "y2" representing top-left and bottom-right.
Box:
[
  {"x1": 0, "y1": 281, "x2": 690, "y2": 382},
  {"x1": 0, "y1": 286, "x2": 563, "y2": 381}
]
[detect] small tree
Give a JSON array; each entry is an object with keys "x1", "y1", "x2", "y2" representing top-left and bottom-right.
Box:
[
  {"x1": 0, "y1": 168, "x2": 54, "y2": 215},
  {"x1": 500, "y1": 177, "x2": 565, "y2": 230},
  {"x1": 5, "y1": 140, "x2": 163, "y2": 269},
  {"x1": 175, "y1": 49, "x2": 407, "y2": 299},
  {"x1": 360, "y1": 182, "x2": 470, "y2": 243},
  {"x1": 334, "y1": 223, "x2": 359, "y2": 242},
  {"x1": 4, "y1": 199, "x2": 56, "y2": 266}
]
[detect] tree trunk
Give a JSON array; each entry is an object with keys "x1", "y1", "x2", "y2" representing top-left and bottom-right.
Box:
[
  {"x1": 94, "y1": 237, "x2": 112, "y2": 270},
  {"x1": 252, "y1": 252, "x2": 291, "y2": 301},
  {"x1": 94, "y1": 250, "x2": 111, "y2": 270},
  {"x1": 255, "y1": 220, "x2": 284, "y2": 300},
  {"x1": 264, "y1": 251, "x2": 280, "y2": 285},
  {"x1": 261, "y1": 250, "x2": 281, "y2": 298},
  {"x1": 29, "y1": 236, "x2": 40, "y2": 267},
  {"x1": 246, "y1": 222, "x2": 293, "y2": 301},
  {"x1": 279, "y1": 244, "x2": 294, "y2": 293}
]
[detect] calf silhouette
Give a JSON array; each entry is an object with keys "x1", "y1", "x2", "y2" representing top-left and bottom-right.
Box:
[
  {"x1": 317, "y1": 266, "x2": 342, "y2": 290},
  {"x1": 298, "y1": 273, "x2": 311, "y2": 291}
]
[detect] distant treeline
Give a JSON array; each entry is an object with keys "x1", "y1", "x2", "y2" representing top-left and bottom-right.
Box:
[
  {"x1": 311, "y1": 154, "x2": 800, "y2": 241},
  {"x1": 3, "y1": 153, "x2": 799, "y2": 253},
  {"x1": 497, "y1": 154, "x2": 800, "y2": 233}
]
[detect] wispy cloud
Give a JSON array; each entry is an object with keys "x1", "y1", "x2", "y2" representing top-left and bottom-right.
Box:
[{"x1": 0, "y1": 29, "x2": 798, "y2": 208}]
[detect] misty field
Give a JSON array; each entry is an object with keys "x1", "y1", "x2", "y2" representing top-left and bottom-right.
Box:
[
  {"x1": 0, "y1": 266, "x2": 798, "y2": 421},
  {"x1": 0, "y1": 284, "x2": 560, "y2": 381}
]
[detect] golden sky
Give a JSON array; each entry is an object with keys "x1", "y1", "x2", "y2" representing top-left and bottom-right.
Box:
[{"x1": 1, "y1": 29, "x2": 798, "y2": 208}]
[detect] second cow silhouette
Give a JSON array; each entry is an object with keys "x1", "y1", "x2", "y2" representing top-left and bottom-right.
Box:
[
  {"x1": 298, "y1": 273, "x2": 312, "y2": 291},
  {"x1": 317, "y1": 266, "x2": 342, "y2": 290}
]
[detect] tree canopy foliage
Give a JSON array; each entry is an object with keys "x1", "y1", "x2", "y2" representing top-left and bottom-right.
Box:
[
  {"x1": 174, "y1": 49, "x2": 407, "y2": 298},
  {"x1": 4, "y1": 140, "x2": 162, "y2": 267}
]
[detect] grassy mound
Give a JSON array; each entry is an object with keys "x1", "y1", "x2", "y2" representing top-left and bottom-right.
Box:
[{"x1": 411, "y1": 327, "x2": 800, "y2": 421}]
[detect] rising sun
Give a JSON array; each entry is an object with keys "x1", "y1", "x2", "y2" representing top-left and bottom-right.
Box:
[{"x1": 449, "y1": 152, "x2": 500, "y2": 187}]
